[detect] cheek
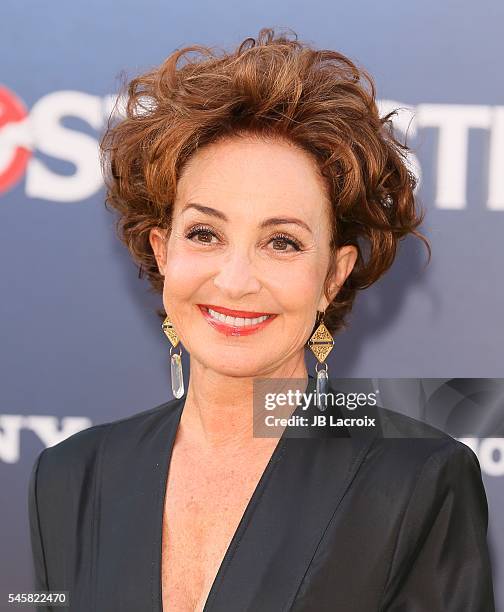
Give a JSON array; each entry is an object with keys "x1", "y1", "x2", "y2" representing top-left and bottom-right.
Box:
[
  {"x1": 162, "y1": 245, "x2": 211, "y2": 300},
  {"x1": 265, "y1": 260, "x2": 325, "y2": 313}
]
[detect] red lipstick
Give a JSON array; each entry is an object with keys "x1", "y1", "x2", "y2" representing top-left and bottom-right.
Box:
[
  {"x1": 198, "y1": 304, "x2": 275, "y2": 317},
  {"x1": 197, "y1": 304, "x2": 277, "y2": 337}
]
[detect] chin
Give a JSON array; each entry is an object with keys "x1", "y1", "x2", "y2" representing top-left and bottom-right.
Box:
[{"x1": 198, "y1": 352, "x2": 275, "y2": 379}]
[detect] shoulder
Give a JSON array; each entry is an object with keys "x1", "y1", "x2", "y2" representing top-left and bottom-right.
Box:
[
  {"x1": 364, "y1": 404, "x2": 485, "y2": 511},
  {"x1": 367, "y1": 402, "x2": 480, "y2": 460},
  {"x1": 31, "y1": 397, "x2": 183, "y2": 491}
]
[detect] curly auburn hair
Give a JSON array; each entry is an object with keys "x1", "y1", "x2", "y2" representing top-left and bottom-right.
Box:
[{"x1": 99, "y1": 27, "x2": 430, "y2": 341}]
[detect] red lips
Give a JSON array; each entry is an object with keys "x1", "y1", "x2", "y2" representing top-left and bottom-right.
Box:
[
  {"x1": 198, "y1": 304, "x2": 275, "y2": 318},
  {"x1": 198, "y1": 305, "x2": 277, "y2": 337}
]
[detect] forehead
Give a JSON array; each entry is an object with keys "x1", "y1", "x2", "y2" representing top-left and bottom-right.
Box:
[{"x1": 174, "y1": 135, "x2": 330, "y2": 219}]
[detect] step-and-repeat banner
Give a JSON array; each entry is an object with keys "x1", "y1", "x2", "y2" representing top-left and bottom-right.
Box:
[{"x1": 1, "y1": 1, "x2": 503, "y2": 610}]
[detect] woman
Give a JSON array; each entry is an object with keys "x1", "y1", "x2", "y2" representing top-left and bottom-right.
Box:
[{"x1": 28, "y1": 28, "x2": 495, "y2": 611}]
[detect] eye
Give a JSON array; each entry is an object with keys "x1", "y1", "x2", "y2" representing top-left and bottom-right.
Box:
[
  {"x1": 185, "y1": 224, "x2": 219, "y2": 245},
  {"x1": 269, "y1": 233, "x2": 303, "y2": 253}
]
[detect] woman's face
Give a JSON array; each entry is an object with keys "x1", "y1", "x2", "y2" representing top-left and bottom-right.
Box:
[{"x1": 150, "y1": 135, "x2": 357, "y2": 378}]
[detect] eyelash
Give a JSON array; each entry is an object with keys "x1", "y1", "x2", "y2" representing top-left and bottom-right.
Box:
[{"x1": 184, "y1": 224, "x2": 303, "y2": 252}]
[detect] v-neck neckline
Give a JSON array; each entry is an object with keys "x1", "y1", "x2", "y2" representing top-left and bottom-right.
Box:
[{"x1": 154, "y1": 375, "x2": 317, "y2": 612}]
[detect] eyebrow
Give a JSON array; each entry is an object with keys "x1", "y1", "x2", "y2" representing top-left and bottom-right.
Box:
[{"x1": 181, "y1": 202, "x2": 313, "y2": 234}]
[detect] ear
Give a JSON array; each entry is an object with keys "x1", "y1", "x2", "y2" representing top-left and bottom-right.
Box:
[
  {"x1": 318, "y1": 245, "x2": 358, "y2": 312},
  {"x1": 149, "y1": 227, "x2": 168, "y2": 275}
]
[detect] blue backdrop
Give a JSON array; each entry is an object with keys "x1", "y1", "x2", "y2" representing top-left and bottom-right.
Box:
[{"x1": 1, "y1": 1, "x2": 503, "y2": 609}]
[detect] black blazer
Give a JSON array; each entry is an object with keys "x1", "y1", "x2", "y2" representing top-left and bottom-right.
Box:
[{"x1": 28, "y1": 375, "x2": 495, "y2": 611}]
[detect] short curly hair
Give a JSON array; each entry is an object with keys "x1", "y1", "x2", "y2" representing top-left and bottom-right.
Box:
[{"x1": 99, "y1": 27, "x2": 430, "y2": 341}]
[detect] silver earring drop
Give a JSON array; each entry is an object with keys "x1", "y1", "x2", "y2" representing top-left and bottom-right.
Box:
[{"x1": 162, "y1": 315, "x2": 185, "y2": 399}]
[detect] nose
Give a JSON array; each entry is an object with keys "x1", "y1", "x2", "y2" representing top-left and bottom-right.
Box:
[{"x1": 212, "y1": 250, "x2": 261, "y2": 299}]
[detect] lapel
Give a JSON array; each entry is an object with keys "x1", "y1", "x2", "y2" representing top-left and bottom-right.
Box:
[
  {"x1": 202, "y1": 375, "x2": 379, "y2": 611},
  {"x1": 94, "y1": 375, "x2": 379, "y2": 611}
]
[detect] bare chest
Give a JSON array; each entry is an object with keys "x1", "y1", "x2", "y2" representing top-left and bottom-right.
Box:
[{"x1": 160, "y1": 442, "x2": 277, "y2": 612}]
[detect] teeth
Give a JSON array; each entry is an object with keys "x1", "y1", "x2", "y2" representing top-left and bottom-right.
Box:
[{"x1": 207, "y1": 308, "x2": 270, "y2": 326}]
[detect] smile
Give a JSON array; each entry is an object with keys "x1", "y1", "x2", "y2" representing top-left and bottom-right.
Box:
[{"x1": 197, "y1": 304, "x2": 277, "y2": 336}]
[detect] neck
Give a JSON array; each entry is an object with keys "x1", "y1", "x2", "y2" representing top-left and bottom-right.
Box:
[{"x1": 177, "y1": 352, "x2": 309, "y2": 454}]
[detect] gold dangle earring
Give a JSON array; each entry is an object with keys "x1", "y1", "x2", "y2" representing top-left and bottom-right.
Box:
[
  {"x1": 161, "y1": 314, "x2": 185, "y2": 399},
  {"x1": 308, "y1": 309, "x2": 334, "y2": 411}
]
